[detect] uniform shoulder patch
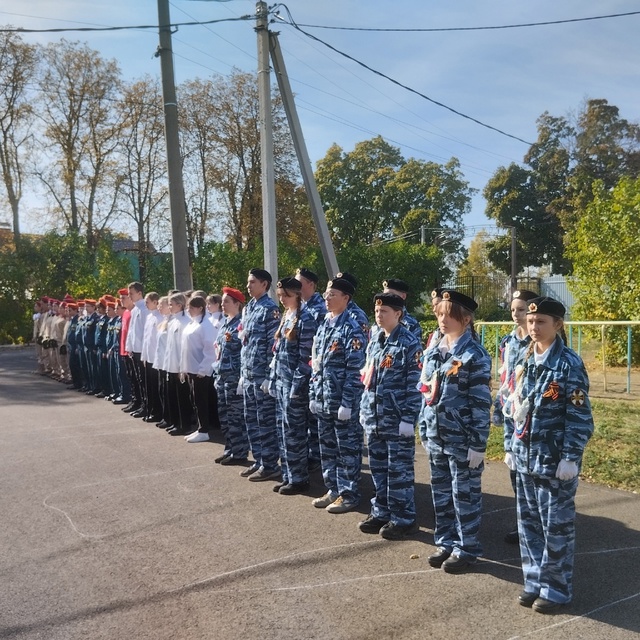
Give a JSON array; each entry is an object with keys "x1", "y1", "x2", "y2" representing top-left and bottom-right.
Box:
[
  {"x1": 570, "y1": 389, "x2": 586, "y2": 406},
  {"x1": 272, "y1": 309, "x2": 280, "y2": 319},
  {"x1": 352, "y1": 338, "x2": 362, "y2": 351}
]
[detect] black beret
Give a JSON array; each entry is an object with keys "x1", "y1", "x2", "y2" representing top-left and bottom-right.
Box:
[
  {"x1": 430, "y1": 287, "x2": 445, "y2": 300},
  {"x1": 383, "y1": 278, "x2": 409, "y2": 294},
  {"x1": 512, "y1": 289, "x2": 538, "y2": 302},
  {"x1": 249, "y1": 268, "x2": 272, "y2": 284},
  {"x1": 373, "y1": 292, "x2": 405, "y2": 310},
  {"x1": 441, "y1": 289, "x2": 478, "y2": 312},
  {"x1": 335, "y1": 271, "x2": 358, "y2": 289},
  {"x1": 526, "y1": 297, "x2": 566, "y2": 318},
  {"x1": 296, "y1": 267, "x2": 318, "y2": 284},
  {"x1": 277, "y1": 276, "x2": 302, "y2": 291},
  {"x1": 327, "y1": 277, "x2": 355, "y2": 296}
]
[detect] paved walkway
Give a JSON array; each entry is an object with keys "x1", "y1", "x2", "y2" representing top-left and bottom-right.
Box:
[{"x1": 1, "y1": 347, "x2": 639, "y2": 639}]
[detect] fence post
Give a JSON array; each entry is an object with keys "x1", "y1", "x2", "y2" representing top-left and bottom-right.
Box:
[
  {"x1": 601, "y1": 324, "x2": 607, "y2": 393},
  {"x1": 628, "y1": 325, "x2": 632, "y2": 395}
]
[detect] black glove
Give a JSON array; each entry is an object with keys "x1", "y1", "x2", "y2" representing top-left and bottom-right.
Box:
[{"x1": 59, "y1": 345, "x2": 67, "y2": 355}]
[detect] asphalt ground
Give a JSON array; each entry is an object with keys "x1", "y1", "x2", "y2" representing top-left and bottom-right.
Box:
[{"x1": 1, "y1": 346, "x2": 639, "y2": 640}]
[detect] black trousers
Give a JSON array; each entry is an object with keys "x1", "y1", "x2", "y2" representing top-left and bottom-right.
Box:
[
  {"x1": 131, "y1": 352, "x2": 146, "y2": 411},
  {"x1": 145, "y1": 363, "x2": 161, "y2": 419},
  {"x1": 167, "y1": 372, "x2": 192, "y2": 431},
  {"x1": 189, "y1": 374, "x2": 213, "y2": 434},
  {"x1": 158, "y1": 369, "x2": 170, "y2": 423}
]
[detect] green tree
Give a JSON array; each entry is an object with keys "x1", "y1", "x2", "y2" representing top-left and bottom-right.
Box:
[{"x1": 567, "y1": 176, "x2": 640, "y2": 363}]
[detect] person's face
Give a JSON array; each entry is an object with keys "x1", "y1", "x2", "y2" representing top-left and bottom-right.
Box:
[
  {"x1": 431, "y1": 297, "x2": 442, "y2": 317},
  {"x1": 85, "y1": 304, "x2": 96, "y2": 315},
  {"x1": 277, "y1": 288, "x2": 298, "y2": 311},
  {"x1": 511, "y1": 299, "x2": 528, "y2": 326},
  {"x1": 106, "y1": 306, "x2": 116, "y2": 318},
  {"x1": 295, "y1": 275, "x2": 315, "y2": 301},
  {"x1": 168, "y1": 300, "x2": 183, "y2": 314},
  {"x1": 527, "y1": 314, "x2": 561, "y2": 347},
  {"x1": 437, "y1": 306, "x2": 467, "y2": 338},
  {"x1": 52, "y1": 304, "x2": 60, "y2": 315},
  {"x1": 206, "y1": 301, "x2": 221, "y2": 314},
  {"x1": 145, "y1": 298, "x2": 158, "y2": 311},
  {"x1": 128, "y1": 287, "x2": 142, "y2": 302},
  {"x1": 158, "y1": 300, "x2": 170, "y2": 316},
  {"x1": 375, "y1": 304, "x2": 402, "y2": 333},
  {"x1": 116, "y1": 305, "x2": 124, "y2": 317},
  {"x1": 323, "y1": 287, "x2": 349, "y2": 314},
  {"x1": 221, "y1": 294, "x2": 240, "y2": 317},
  {"x1": 188, "y1": 305, "x2": 203, "y2": 318},
  {"x1": 247, "y1": 275, "x2": 268, "y2": 299}
]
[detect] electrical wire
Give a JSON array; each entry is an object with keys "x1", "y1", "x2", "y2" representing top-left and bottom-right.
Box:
[
  {"x1": 278, "y1": 10, "x2": 640, "y2": 32},
  {"x1": 273, "y1": 8, "x2": 533, "y2": 146}
]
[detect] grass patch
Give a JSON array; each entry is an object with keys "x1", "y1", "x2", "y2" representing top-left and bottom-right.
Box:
[{"x1": 486, "y1": 397, "x2": 640, "y2": 492}]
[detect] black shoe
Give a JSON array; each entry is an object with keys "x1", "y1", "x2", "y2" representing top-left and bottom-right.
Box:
[
  {"x1": 122, "y1": 403, "x2": 136, "y2": 412},
  {"x1": 94, "y1": 392, "x2": 106, "y2": 399},
  {"x1": 85, "y1": 390, "x2": 96, "y2": 396},
  {"x1": 427, "y1": 547, "x2": 452, "y2": 568},
  {"x1": 273, "y1": 481, "x2": 288, "y2": 493},
  {"x1": 112, "y1": 397, "x2": 128, "y2": 405},
  {"x1": 442, "y1": 554, "x2": 477, "y2": 574},
  {"x1": 518, "y1": 591, "x2": 538, "y2": 608},
  {"x1": 358, "y1": 515, "x2": 388, "y2": 534},
  {"x1": 214, "y1": 453, "x2": 231, "y2": 464},
  {"x1": 239, "y1": 463, "x2": 260, "y2": 477},
  {"x1": 504, "y1": 529, "x2": 519, "y2": 544},
  {"x1": 156, "y1": 420, "x2": 170, "y2": 429},
  {"x1": 130, "y1": 409, "x2": 146, "y2": 418},
  {"x1": 167, "y1": 427, "x2": 186, "y2": 436},
  {"x1": 379, "y1": 520, "x2": 419, "y2": 540},
  {"x1": 279, "y1": 481, "x2": 310, "y2": 495},
  {"x1": 308, "y1": 459, "x2": 322, "y2": 473},
  {"x1": 220, "y1": 456, "x2": 249, "y2": 466},
  {"x1": 532, "y1": 597, "x2": 564, "y2": 614}
]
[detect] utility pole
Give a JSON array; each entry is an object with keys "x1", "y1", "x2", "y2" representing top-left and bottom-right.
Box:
[
  {"x1": 156, "y1": 0, "x2": 192, "y2": 290},
  {"x1": 269, "y1": 30, "x2": 339, "y2": 278},
  {"x1": 256, "y1": 1, "x2": 278, "y2": 292},
  {"x1": 510, "y1": 226, "x2": 517, "y2": 294}
]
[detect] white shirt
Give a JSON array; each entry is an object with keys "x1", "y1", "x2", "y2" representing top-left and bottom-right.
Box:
[
  {"x1": 207, "y1": 311, "x2": 224, "y2": 345},
  {"x1": 141, "y1": 309, "x2": 163, "y2": 364},
  {"x1": 125, "y1": 298, "x2": 149, "y2": 354},
  {"x1": 164, "y1": 312, "x2": 191, "y2": 373},
  {"x1": 180, "y1": 315, "x2": 216, "y2": 376}
]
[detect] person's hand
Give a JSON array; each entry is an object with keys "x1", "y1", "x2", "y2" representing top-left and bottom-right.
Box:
[
  {"x1": 179, "y1": 373, "x2": 186, "y2": 384},
  {"x1": 337, "y1": 406, "x2": 352, "y2": 421},
  {"x1": 467, "y1": 449, "x2": 485, "y2": 469},
  {"x1": 236, "y1": 378, "x2": 244, "y2": 395},
  {"x1": 309, "y1": 400, "x2": 319, "y2": 415},
  {"x1": 555, "y1": 459, "x2": 579, "y2": 480},
  {"x1": 398, "y1": 421, "x2": 415, "y2": 437},
  {"x1": 504, "y1": 452, "x2": 516, "y2": 471},
  {"x1": 260, "y1": 379, "x2": 270, "y2": 395}
]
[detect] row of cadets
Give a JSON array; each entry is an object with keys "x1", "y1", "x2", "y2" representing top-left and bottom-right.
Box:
[
  {"x1": 141, "y1": 292, "x2": 163, "y2": 422},
  {"x1": 124, "y1": 282, "x2": 149, "y2": 417}
]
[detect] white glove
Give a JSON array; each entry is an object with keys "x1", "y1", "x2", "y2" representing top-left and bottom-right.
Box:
[
  {"x1": 179, "y1": 372, "x2": 186, "y2": 384},
  {"x1": 269, "y1": 386, "x2": 277, "y2": 398},
  {"x1": 236, "y1": 378, "x2": 244, "y2": 395},
  {"x1": 504, "y1": 452, "x2": 516, "y2": 471},
  {"x1": 398, "y1": 421, "x2": 415, "y2": 437},
  {"x1": 467, "y1": 449, "x2": 485, "y2": 469},
  {"x1": 337, "y1": 406, "x2": 352, "y2": 421},
  {"x1": 260, "y1": 379, "x2": 270, "y2": 395},
  {"x1": 309, "y1": 400, "x2": 319, "y2": 415},
  {"x1": 555, "y1": 459, "x2": 579, "y2": 481}
]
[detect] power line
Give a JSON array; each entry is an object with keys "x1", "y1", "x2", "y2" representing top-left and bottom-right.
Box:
[
  {"x1": 277, "y1": 10, "x2": 640, "y2": 33},
  {"x1": 274, "y1": 10, "x2": 533, "y2": 146},
  {"x1": 0, "y1": 15, "x2": 253, "y2": 34}
]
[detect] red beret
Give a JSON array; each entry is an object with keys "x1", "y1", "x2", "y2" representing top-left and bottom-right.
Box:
[
  {"x1": 67, "y1": 302, "x2": 78, "y2": 310},
  {"x1": 118, "y1": 288, "x2": 129, "y2": 296},
  {"x1": 222, "y1": 286, "x2": 246, "y2": 304},
  {"x1": 41, "y1": 296, "x2": 50, "y2": 303},
  {"x1": 84, "y1": 298, "x2": 97, "y2": 306}
]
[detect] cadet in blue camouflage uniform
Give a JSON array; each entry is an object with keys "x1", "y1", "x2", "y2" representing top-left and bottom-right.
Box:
[
  {"x1": 82, "y1": 299, "x2": 99, "y2": 394},
  {"x1": 240, "y1": 268, "x2": 282, "y2": 482},
  {"x1": 213, "y1": 287, "x2": 250, "y2": 466},
  {"x1": 335, "y1": 272, "x2": 370, "y2": 340},
  {"x1": 309, "y1": 276, "x2": 366, "y2": 513},
  {"x1": 418, "y1": 290, "x2": 492, "y2": 573},
  {"x1": 505, "y1": 297, "x2": 594, "y2": 614},
  {"x1": 425, "y1": 288, "x2": 444, "y2": 350},
  {"x1": 493, "y1": 289, "x2": 538, "y2": 544},
  {"x1": 381, "y1": 278, "x2": 423, "y2": 342},
  {"x1": 358, "y1": 293, "x2": 423, "y2": 539},
  {"x1": 296, "y1": 267, "x2": 327, "y2": 472},
  {"x1": 268, "y1": 277, "x2": 317, "y2": 495}
]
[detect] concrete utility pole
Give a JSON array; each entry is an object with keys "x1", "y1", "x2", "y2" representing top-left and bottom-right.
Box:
[
  {"x1": 157, "y1": 0, "x2": 193, "y2": 290},
  {"x1": 256, "y1": 1, "x2": 278, "y2": 292},
  {"x1": 269, "y1": 30, "x2": 339, "y2": 279},
  {"x1": 510, "y1": 226, "x2": 517, "y2": 294}
]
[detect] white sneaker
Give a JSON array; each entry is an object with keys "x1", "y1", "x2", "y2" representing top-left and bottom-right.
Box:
[
  {"x1": 186, "y1": 431, "x2": 210, "y2": 443},
  {"x1": 312, "y1": 492, "x2": 338, "y2": 508},
  {"x1": 326, "y1": 496, "x2": 359, "y2": 514}
]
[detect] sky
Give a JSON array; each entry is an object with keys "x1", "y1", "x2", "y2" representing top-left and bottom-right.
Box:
[{"x1": 2, "y1": 0, "x2": 640, "y2": 243}]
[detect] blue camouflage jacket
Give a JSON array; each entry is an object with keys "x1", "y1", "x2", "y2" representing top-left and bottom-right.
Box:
[
  {"x1": 240, "y1": 293, "x2": 280, "y2": 383},
  {"x1": 418, "y1": 328, "x2": 492, "y2": 453},
  {"x1": 67, "y1": 316, "x2": 78, "y2": 350},
  {"x1": 493, "y1": 328, "x2": 531, "y2": 449},
  {"x1": 83, "y1": 312, "x2": 98, "y2": 350},
  {"x1": 359, "y1": 323, "x2": 423, "y2": 437},
  {"x1": 347, "y1": 300, "x2": 370, "y2": 345},
  {"x1": 402, "y1": 311, "x2": 423, "y2": 342},
  {"x1": 507, "y1": 335, "x2": 594, "y2": 478},
  {"x1": 213, "y1": 313, "x2": 242, "y2": 380},
  {"x1": 106, "y1": 316, "x2": 120, "y2": 355},
  {"x1": 269, "y1": 307, "x2": 316, "y2": 397},
  {"x1": 310, "y1": 310, "x2": 366, "y2": 415},
  {"x1": 95, "y1": 314, "x2": 109, "y2": 351},
  {"x1": 303, "y1": 291, "x2": 327, "y2": 325},
  {"x1": 75, "y1": 315, "x2": 85, "y2": 347}
]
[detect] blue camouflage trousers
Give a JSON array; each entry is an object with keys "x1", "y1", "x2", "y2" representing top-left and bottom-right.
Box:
[
  {"x1": 215, "y1": 376, "x2": 249, "y2": 459},
  {"x1": 306, "y1": 409, "x2": 321, "y2": 466},
  {"x1": 317, "y1": 414, "x2": 363, "y2": 503},
  {"x1": 426, "y1": 440, "x2": 483, "y2": 559},
  {"x1": 516, "y1": 472, "x2": 577, "y2": 603},
  {"x1": 243, "y1": 380, "x2": 279, "y2": 473},
  {"x1": 367, "y1": 432, "x2": 416, "y2": 526},
  {"x1": 275, "y1": 382, "x2": 309, "y2": 485}
]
